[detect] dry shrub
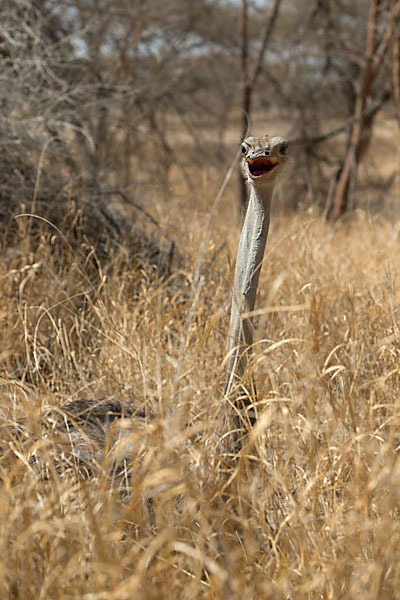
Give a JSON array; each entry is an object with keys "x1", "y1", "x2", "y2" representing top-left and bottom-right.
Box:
[{"x1": 2, "y1": 193, "x2": 400, "y2": 599}]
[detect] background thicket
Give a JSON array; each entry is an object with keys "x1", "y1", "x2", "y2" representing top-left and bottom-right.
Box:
[
  {"x1": 2, "y1": 1, "x2": 400, "y2": 599},
  {"x1": 2, "y1": 0, "x2": 399, "y2": 226}
]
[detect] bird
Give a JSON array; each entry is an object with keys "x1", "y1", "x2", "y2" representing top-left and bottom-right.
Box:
[
  {"x1": 224, "y1": 134, "x2": 288, "y2": 431},
  {"x1": 30, "y1": 133, "x2": 288, "y2": 477}
]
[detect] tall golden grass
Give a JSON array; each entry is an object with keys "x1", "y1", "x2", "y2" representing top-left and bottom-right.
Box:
[{"x1": 1, "y1": 170, "x2": 400, "y2": 599}]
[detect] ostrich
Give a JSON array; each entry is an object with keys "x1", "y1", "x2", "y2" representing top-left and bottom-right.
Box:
[
  {"x1": 224, "y1": 134, "x2": 288, "y2": 428},
  {"x1": 31, "y1": 133, "x2": 288, "y2": 475}
]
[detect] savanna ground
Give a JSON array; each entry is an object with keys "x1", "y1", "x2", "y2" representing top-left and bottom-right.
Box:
[{"x1": 2, "y1": 118, "x2": 400, "y2": 599}]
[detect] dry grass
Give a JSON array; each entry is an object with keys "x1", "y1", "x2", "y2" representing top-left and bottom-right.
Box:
[{"x1": 2, "y1": 166, "x2": 400, "y2": 599}]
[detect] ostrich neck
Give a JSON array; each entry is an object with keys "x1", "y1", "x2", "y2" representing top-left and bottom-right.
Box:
[{"x1": 225, "y1": 182, "x2": 273, "y2": 393}]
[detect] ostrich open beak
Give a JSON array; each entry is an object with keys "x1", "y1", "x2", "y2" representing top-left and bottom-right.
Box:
[{"x1": 246, "y1": 157, "x2": 279, "y2": 177}]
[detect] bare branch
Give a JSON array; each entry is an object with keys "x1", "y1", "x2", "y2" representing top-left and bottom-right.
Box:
[{"x1": 249, "y1": 0, "x2": 283, "y2": 90}]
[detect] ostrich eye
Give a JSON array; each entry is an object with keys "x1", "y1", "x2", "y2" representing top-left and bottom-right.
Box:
[
  {"x1": 279, "y1": 143, "x2": 288, "y2": 156},
  {"x1": 241, "y1": 144, "x2": 247, "y2": 155}
]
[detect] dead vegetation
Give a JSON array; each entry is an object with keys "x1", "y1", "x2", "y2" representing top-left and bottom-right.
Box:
[
  {"x1": 2, "y1": 1, "x2": 400, "y2": 598},
  {"x1": 3, "y1": 196, "x2": 400, "y2": 598}
]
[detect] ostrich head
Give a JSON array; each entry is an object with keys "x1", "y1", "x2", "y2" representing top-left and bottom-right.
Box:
[{"x1": 241, "y1": 135, "x2": 288, "y2": 188}]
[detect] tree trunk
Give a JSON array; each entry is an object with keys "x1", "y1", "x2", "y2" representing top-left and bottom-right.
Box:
[
  {"x1": 331, "y1": 0, "x2": 392, "y2": 219},
  {"x1": 238, "y1": 0, "x2": 283, "y2": 213},
  {"x1": 391, "y1": 2, "x2": 400, "y2": 178}
]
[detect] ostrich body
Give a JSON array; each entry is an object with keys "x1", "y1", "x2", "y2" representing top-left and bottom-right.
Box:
[{"x1": 225, "y1": 135, "x2": 288, "y2": 409}]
